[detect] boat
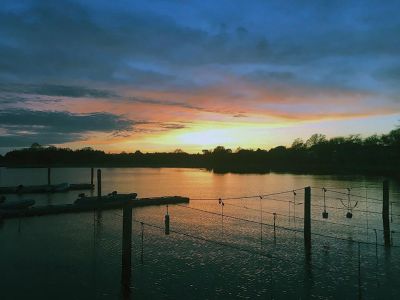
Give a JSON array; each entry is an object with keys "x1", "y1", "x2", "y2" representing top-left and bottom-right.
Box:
[
  {"x1": 0, "y1": 183, "x2": 94, "y2": 194},
  {"x1": 74, "y1": 192, "x2": 137, "y2": 205},
  {"x1": 53, "y1": 183, "x2": 70, "y2": 192},
  {"x1": 0, "y1": 199, "x2": 35, "y2": 210}
]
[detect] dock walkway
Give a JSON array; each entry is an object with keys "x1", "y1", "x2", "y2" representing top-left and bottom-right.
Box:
[{"x1": 0, "y1": 195, "x2": 189, "y2": 219}]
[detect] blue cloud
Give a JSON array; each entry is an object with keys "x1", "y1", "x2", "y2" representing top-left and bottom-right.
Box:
[{"x1": 0, "y1": 109, "x2": 134, "y2": 147}]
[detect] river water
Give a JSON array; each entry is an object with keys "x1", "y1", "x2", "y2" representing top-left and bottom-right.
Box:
[{"x1": 0, "y1": 167, "x2": 399, "y2": 299}]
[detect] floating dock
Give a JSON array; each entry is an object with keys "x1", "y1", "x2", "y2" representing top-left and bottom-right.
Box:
[
  {"x1": 0, "y1": 183, "x2": 94, "y2": 194},
  {"x1": 0, "y1": 195, "x2": 189, "y2": 219}
]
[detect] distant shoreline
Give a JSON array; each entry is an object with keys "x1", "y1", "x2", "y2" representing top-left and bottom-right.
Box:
[
  {"x1": 1, "y1": 127, "x2": 399, "y2": 179},
  {"x1": 1, "y1": 163, "x2": 397, "y2": 179}
]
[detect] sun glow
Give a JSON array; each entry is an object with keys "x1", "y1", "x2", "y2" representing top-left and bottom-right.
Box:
[{"x1": 177, "y1": 129, "x2": 235, "y2": 146}]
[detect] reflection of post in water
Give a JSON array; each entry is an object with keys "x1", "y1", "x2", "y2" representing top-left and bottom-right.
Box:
[
  {"x1": 96, "y1": 210, "x2": 102, "y2": 224},
  {"x1": 121, "y1": 285, "x2": 131, "y2": 300},
  {"x1": 97, "y1": 169, "x2": 102, "y2": 198},
  {"x1": 46, "y1": 193, "x2": 52, "y2": 206},
  {"x1": 89, "y1": 171, "x2": 94, "y2": 198},
  {"x1": 91, "y1": 167, "x2": 94, "y2": 186},
  {"x1": 358, "y1": 242, "x2": 362, "y2": 300},
  {"x1": 121, "y1": 203, "x2": 133, "y2": 296},
  {"x1": 95, "y1": 168, "x2": 103, "y2": 224},
  {"x1": 304, "y1": 257, "x2": 313, "y2": 299},
  {"x1": 47, "y1": 167, "x2": 51, "y2": 185},
  {"x1": 269, "y1": 258, "x2": 275, "y2": 299},
  {"x1": 18, "y1": 216, "x2": 21, "y2": 233},
  {"x1": 382, "y1": 180, "x2": 391, "y2": 249}
]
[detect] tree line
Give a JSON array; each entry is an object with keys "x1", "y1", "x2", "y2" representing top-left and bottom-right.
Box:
[{"x1": 0, "y1": 127, "x2": 399, "y2": 175}]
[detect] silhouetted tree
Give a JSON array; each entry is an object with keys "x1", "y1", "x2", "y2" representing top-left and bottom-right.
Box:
[{"x1": 2, "y1": 127, "x2": 400, "y2": 176}]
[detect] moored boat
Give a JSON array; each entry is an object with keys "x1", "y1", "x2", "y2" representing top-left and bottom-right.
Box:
[
  {"x1": 0, "y1": 199, "x2": 35, "y2": 210},
  {"x1": 74, "y1": 192, "x2": 137, "y2": 205},
  {"x1": 53, "y1": 183, "x2": 70, "y2": 192}
]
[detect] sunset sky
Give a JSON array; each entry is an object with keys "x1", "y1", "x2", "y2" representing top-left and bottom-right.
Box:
[{"x1": 1, "y1": 0, "x2": 399, "y2": 154}]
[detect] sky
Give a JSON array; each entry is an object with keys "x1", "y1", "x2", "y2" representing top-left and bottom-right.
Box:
[{"x1": 0, "y1": 0, "x2": 399, "y2": 154}]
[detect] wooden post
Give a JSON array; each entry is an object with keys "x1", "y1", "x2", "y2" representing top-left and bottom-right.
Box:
[
  {"x1": 47, "y1": 167, "x2": 51, "y2": 185},
  {"x1": 121, "y1": 203, "x2": 132, "y2": 288},
  {"x1": 304, "y1": 187, "x2": 311, "y2": 260},
  {"x1": 383, "y1": 180, "x2": 390, "y2": 248},
  {"x1": 165, "y1": 214, "x2": 170, "y2": 235},
  {"x1": 97, "y1": 169, "x2": 101, "y2": 199},
  {"x1": 91, "y1": 167, "x2": 94, "y2": 186}
]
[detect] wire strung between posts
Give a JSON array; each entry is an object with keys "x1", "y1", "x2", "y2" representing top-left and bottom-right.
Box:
[
  {"x1": 108, "y1": 212, "x2": 324, "y2": 270},
  {"x1": 131, "y1": 218, "x2": 393, "y2": 275},
  {"x1": 175, "y1": 204, "x2": 300, "y2": 233},
  {"x1": 322, "y1": 188, "x2": 384, "y2": 203},
  {"x1": 111, "y1": 211, "x2": 397, "y2": 283},
  {"x1": 111, "y1": 203, "x2": 398, "y2": 247},
  {"x1": 219, "y1": 195, "x2": 298, "y2": 205},
  {"x1": 223, "y1": 201, "x2": 386, "y2": 233},
  {"x1": 131, "y1": 219, "x2": 325, "y2": 270},
  {"x1": 311, "y1": 191, "x2": 383, "y2": 205},
  {"x1": 313, "y1": 185, "x2": 384, "y2": 190},
  {"x1": 173, "y1": 204, "x2": 400, "y2": 248},
  {"x1": 189, "y1": 187, "x2": 306, "y2": 201},
  {"x1": 224, "y1": 201, "x2": 392, "y2": 232},
  {"x1": 310, "y1": 203, "x2": 400, "y2": 218}
]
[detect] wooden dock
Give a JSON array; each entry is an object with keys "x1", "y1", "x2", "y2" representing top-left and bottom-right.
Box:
[
  {"x1": 0, "y1": 195, "x2": 189, "y2": 219},
  {"x1": 0, "y1": 183, "x2": 94, "y2": 194}
]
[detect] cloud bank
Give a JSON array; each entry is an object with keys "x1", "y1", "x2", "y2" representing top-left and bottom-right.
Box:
[{"x1": 0, "y1": 0, "x2": 399, "y2": 151}]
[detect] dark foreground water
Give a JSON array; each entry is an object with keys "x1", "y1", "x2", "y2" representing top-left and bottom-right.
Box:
[{"x1": 0, "y1": 167, "x2": 399, "y2": 299}]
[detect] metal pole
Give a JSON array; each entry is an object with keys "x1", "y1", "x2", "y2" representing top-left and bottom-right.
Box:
[
  {"x1": 304, "y1": 187, "x2": 311, "y2": 261},
  {"x1": 97, "y1": 169, "x2": 102, "y2": 199}
]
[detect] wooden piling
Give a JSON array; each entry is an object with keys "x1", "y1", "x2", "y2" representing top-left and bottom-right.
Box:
[
  {"x1": 97, "y1": 169, "x2": 101, "y2": 199},
  {"x1": 383, "y1": 180, "x2": 391, "y2": 248},
  {"x1": 47, "y1": 167, "x2": 51, "y2": 185},
  {"x1": 273, "y1": 213, "x2": 276, "y2": 236},
  {"x1": 91, "y1": 167, "x2": 94, "y2": 186},
  {"x1": 121, "y1": 203, "x2": 133, "y2": 288},
  {"x1": 165, "y1": 214, "x2": 170, "y2": 235},
  {"x1": 304, "y1": 186, "x2": 311, "y2": 260}
]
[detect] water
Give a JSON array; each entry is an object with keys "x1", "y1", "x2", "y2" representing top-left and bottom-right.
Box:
[{"x1": 0, "y1": 167, "x2": 399, "y2": 299}]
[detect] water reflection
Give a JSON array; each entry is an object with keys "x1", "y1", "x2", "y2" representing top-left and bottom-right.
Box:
[{"x1": 0, "y1": 167, "x2": 399, "y2": 299}]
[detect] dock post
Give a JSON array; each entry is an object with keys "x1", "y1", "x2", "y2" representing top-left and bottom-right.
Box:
[
  {"x1": 165, "y1": 214, "x2": 170, "y2": 235},
  {"x1": 97, "y1": 169, "x2": 102, "y2": 198},
  {"x1": 304, "y1": 187, "x2": 311, "y2": 261},
  {"x1": 91, "y1": 167, "x2": 94, "y2": 186},
  {"x1": 383, "y1": 180, "x2": 391, "y2": 248},
  {"x1": 47, "y1": 167, "x2": 51, "y2": 185},
  {"x1": 121, "y1": 203, "x2": 133, "y2": 289}
]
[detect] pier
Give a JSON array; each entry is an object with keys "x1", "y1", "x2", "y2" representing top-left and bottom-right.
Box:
[
  {"x1": 0, "y1": 167, "x2": 95, "y2": 194},
  {"x1": 0, "y1": 195, "x2": 189, "y2": 219},
  {"x1": 0, "y1": 183, "x2": 94, "y2": 194}
]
